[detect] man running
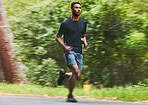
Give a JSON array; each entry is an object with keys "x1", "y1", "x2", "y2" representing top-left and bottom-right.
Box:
[{"x1": 56, "y1": 2, "x2": 88, "y2": 102}]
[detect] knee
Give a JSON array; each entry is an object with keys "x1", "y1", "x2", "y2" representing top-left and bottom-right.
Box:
[
  {"x1": 72, "y1": 68, "x2": 78, "y2": 74},
  {"x1": 77, "y1": 72, "x2": 81, "y2": 80},
  {"x1": 77, "y1": 75, "x2": 81, "y2": 80}
]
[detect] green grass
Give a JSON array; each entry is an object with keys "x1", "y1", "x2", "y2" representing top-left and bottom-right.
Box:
[
  {"x1": 0, "y1": 83, "x2": 147, "y2": 102},
  {"x1": 0, "y1": 83, "x2": 68, "y2": 97}
]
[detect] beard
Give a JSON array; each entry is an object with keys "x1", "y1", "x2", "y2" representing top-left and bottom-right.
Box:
[{"x1": 73, "y1": 11, "x2": 80, "y2": 16}]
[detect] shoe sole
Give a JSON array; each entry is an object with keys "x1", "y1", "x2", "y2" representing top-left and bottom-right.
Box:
[{"x1": 66, "y1": 100, "x2": 78, "y2": 103}]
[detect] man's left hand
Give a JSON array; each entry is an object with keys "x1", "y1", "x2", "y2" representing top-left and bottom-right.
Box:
[{"x1": 81, "y1": 38, "x2": 88, "y2": 48}]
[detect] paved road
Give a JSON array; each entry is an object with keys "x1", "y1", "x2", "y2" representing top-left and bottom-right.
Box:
[{"x1": 0, "y1": 95, "x2": 147, "y2": 105}]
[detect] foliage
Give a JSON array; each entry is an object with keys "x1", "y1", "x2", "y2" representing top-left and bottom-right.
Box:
[
  {"x1": 137, "y1": 79, "x2": 148, "y2": 87},
  {"x1": 3, "y1": 0, "x2": 47, "y2": 19},
  {"x1": 81, "y1": 0, "x2": 148, "y2": 86},
  {"x1": 25, "y1": 58, "x2": 59, "y2": 86},
  {"x1": 4, "y1": 0, "x2": 148, "y2": 87}
]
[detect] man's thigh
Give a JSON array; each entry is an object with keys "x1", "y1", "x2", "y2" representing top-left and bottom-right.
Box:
[
  {"x1": 64, "y1": 51, "x2": 77, "y2": 66},
  {"x1": 64, "y1": 51, "x2": 83, "y2": 70},
  {"x1": 75, "y1": 53, "x2": 83, "y2": 70}
]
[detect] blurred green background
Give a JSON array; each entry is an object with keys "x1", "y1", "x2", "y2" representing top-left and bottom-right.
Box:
[{"x1": 3, "y1": 0, "x2": 148, "y2": 87}]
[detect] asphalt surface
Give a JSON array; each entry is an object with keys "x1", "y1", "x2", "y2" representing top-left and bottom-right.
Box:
[{"x1": 0, "y1": 95, "x2": 147, "y2": 105}]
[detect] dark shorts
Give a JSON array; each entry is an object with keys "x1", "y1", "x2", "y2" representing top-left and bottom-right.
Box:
[{"x1": 64, "y1": 51, "x2": 83, "y2": 70}]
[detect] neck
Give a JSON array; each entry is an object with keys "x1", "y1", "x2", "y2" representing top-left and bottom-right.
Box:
[{"x1": 71, "y1": 15, "x2": 79, "y2": 21}]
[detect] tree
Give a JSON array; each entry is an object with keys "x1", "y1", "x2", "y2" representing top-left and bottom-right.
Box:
[
  {"x1": 8, "y1": 0, "x2": 148, "y2": 86},
  {"x1": 0, "y1": 0, "x2": 26, "y2": 83}
]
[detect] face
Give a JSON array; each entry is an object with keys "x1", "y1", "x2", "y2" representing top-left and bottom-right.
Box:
[{"x1": 71, "y1": 4, "x2": 81, "y2": 16}]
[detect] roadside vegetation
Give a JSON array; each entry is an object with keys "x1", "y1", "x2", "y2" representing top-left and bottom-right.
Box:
[
  {"x1": 2, "y1": 0, "x2": 148, "y2": 102},
  {"x1": 4, "y1": 0, "x2": 147, "y2": 87},
  {"x1": 0, "y1": 83, "x2": 147, "y2": 101}
]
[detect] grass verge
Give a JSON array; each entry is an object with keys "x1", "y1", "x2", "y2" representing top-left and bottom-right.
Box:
[{"x1": 0, "y1": 83, "x2": 147, "y2": 102}]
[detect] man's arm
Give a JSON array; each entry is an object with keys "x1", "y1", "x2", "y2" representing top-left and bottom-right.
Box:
[
  {"x1": 56, "y1": 33, "x2": 73, "y2": 51},
  {"x1": 81, "y1": 34, "x2": 88, "y2": 48}
]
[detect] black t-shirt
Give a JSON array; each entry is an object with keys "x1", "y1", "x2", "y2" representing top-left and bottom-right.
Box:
[{"x1": 58, "y1": 17, "x2": 87, "y2": 54}]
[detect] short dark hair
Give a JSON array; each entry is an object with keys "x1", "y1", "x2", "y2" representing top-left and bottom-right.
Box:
[{"x1": 71, "y1": 2, "x2": 81, "y2": 8}]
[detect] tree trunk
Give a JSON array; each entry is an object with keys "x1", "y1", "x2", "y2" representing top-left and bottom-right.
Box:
[
  {"x1": 0, "y1": 0, "x2": 27, "y2": 83},
  {"x1": 0, "y1": 56, "x2": 5, "y2": 82}
]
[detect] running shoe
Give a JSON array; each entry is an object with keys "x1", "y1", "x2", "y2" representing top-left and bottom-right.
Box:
[
  {"x1": 66, "y1": 94, "x2": 77, "y2": 103},
  {"x1": 57, "y1": 70, "x2": 66, "y2": 85}
]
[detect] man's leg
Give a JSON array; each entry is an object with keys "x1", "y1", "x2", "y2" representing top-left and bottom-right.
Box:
[
  {"x1": 57, "y1": 69, "x2": 66, "y2": 85},
  {"x1": 66, "y1": 64, "x2": 81, "y2": 102},
  {"x1": 57, "y1": 51, "x2": 82, "y2": 102},
  {"x1": 68, "y1": 64, "x2": 78, "y2": 95},
  {"x1": 63, "y1": 69, "x2": 81, "y2": 79},
  {"x1": 77, "y1": 69, "x2": 81, "y2": 80},
  {"x1": 57, "y1": 67, "x2": 81, "y2": 86}
]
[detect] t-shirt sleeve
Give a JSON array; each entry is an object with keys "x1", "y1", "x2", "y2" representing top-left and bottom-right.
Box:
[
  {"x1": 82, "y1": 21, "x2": 87, "y2": 34},
  {"x1": 58, "y1": 22, "x2": 65, "y2": 35}
]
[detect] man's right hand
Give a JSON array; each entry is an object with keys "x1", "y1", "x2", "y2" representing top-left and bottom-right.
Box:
[{"x1": 65, "y1": 45, "x2": 73, "y2": 52}]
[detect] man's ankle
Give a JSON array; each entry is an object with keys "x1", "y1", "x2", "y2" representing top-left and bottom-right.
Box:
[{"x1": 69, "y1": 93, "x2": 72, "y2": 96}]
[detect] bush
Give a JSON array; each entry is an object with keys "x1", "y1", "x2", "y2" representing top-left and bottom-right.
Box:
[
  {"x1": 25, "y1": 58, "x2": 59, "y2": 86},
  {"x1": 137, "y1": 79, "x2": 148, "y2": 87}
]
